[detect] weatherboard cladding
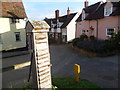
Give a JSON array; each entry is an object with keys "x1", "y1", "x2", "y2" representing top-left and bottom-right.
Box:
[
  {"x1": 76, "y1": 1, "x2": 120, "y2": 22},
  {"x1": 0, "y1": 1, "x2": 27, "y2": 18},
  {"x1": 44, "y1": 13, "x2": 77, "y2": 28}
]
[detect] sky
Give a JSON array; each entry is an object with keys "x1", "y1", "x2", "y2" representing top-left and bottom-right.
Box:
[{"x1": 22, "y1": 0, "x2": 106, "y2": 20}]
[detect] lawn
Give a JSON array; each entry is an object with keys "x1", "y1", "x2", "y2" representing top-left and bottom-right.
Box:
[
  {"x1": 52, "y1": 77, "x2": 101, "y2": 89},
  {"x1": 22, "y1": 77, "x2": 101, "y2": 89}
]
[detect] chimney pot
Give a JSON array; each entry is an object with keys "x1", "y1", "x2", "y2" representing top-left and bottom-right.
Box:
[
  {"x1": 85, "y1": 0, "x2": 88, "y2": 8},
  {"x1": 55, "y1": 10, "x2": 59, "y2": 18},
  {"x1": 67, "y1": 7, "x2": 70, "y2": 15}
]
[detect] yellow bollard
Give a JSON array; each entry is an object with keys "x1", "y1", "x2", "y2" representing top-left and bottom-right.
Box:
[{"x1": 74, "y1": 64, "x2": 81, "y2": 82}]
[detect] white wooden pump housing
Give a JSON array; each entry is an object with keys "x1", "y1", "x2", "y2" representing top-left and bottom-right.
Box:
[{"x1": 26, "y1": 20, "x2": 52, "y2": 89}]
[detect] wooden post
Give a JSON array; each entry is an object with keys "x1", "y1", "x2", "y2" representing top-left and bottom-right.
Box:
[{"x1": 26, "y1": 20, "x2": 52, "y2": 89}]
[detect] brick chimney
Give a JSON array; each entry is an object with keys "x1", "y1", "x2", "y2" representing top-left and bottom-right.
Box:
[
  {"x1": 67, "y1": 7, "x2": 70, "y2": 15},
  {"x1": 55, "y1": 10, "x2": 59, "y2": 18},
  {"x1": 85, "y1": 0, "x2": 88, "y2": 8}
]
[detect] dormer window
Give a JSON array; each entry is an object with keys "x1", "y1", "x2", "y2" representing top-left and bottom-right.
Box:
[
  {"x1": 82, "y1": 11, "x2": 86, "y2": 20},
  {"x1": 104, "y1": 6, "x2": 113, "y2": 16}
]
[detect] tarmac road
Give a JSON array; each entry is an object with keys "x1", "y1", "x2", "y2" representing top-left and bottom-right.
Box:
[
  {"x1": 2, "y1": 44, "x2": 119, "y2": 88},
  {"x1": 50, "y1": 44, "x2": 119, "y2": 88}
]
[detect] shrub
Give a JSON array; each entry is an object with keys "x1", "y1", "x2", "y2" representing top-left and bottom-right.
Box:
[
  {"x1": 89, "y1": 36, "x2": 95, "y2": 41},
  {"x1": 110, "y1": 31, "x2": 120, "y2": 51},
  {"x1": 80, "y1": 34, "x2": 88, "y2": 41},
  {"x1": 75, "y1": 40, "x2": 116, "y2": 53},
  {"x1": 72, "y1": 38, "x2": 80, "y2": 46}
]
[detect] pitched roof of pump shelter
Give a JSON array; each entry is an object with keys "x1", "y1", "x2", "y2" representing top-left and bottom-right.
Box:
[{"x1": 29, "y1": 20, "x2": 50, "y2": 30}]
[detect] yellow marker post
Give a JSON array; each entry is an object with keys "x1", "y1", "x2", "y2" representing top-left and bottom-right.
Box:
[{"x1": 74, "y1": 64, "x2": 81, "y2": 82}]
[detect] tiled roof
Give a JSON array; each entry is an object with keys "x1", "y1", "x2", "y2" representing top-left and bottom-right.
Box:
[
  {"x1": 44, "y1": 13, "x2": 77, "y2": 28},
  {"x1": 76, "y1": 14, "x2": 82, "y2": 22},
  {"x1": 28, "y1": 20, "x2": 50, "y2": 29},
  {"x1": 110, "y1": 2, "x2": 120, "y2": 16},
  {"x1": 112, "y1": 2, "x2": 120, "y2": 7},
  {"x1": 85, "y1": 2, "x2": 106, "y2": 20},
  {"x1": 83, "y1": 2, "x2": 101, "y2": 13},
  {"x1": 76, "y1": 1, "x2": 120, "y2": 22},
  {"x1": 0, "y1": 0, "x2": 27, "y2": 18},
  {"x1": 61, "y1": 13, "x2": 77, "y2": 28}
]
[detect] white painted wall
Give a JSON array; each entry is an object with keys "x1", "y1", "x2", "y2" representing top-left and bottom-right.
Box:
[
  {"x1": 67, "y1": 13, "x2": 79, "y2": 42},
  {"x1": 0, "y1": 18, "x2": 26, "y2": 51}
]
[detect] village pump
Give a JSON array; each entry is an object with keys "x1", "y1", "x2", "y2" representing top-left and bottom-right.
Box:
[{"x1": 26, "y1": 20, "x2": 52, "y2": 89}]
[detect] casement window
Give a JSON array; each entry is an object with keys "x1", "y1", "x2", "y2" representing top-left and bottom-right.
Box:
[
  {"x1": 0, "y1": 34, "x2": 2, "y2": 43},
  {"x1": 106, "y1": 28, "x2": 115, "y2": 37},
  {"x1": 12, "y1": 18, "x2": 20, "y2": 23},
  {"x1": 51, "y1": 24, "x2": 54, "y2": 28},
  {"x1": 79, "y1": 22, "x2": 82, "y2": 26},
  {"x1": 15, "y1": 32, "x2": 21, "y2": 41},
  {"x1": 82, "y1": 30, "x2": 88, "y2": 35},
  {"x1": 82, "y1": 13, "x2": 86, "y2": 20},
  {"x1": 57, "y1": 23, "x2": 60, "y2": 28},
  {"x1": 55, "y1": 33, "x2": 58, "y2": 40},
  {"x1": 104, "y1": 6, "x2": 113, "y2": 16},
  {"x1": 51, "y1": 28, "x2": 54, "y2": 32}
]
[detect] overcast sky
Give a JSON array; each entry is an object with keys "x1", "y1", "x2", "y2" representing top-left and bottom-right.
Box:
[{"x1": 22, "y1": 0, "x2": 106, "y2": 20}]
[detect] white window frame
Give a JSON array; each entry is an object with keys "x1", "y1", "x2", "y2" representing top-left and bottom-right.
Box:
[
  {"x1": 104, "y1": 6, "x2": 113, "y2": 16},
  {"x1": 106, "y1": 28, "x2": 115, "y2": 37},
  {"x1": 81, "y1": 30, "x2": 87, "y2": 35}
]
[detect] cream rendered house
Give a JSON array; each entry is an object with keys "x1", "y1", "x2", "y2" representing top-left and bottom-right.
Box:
[{"x1": 0, "y1": 1, "x2": 27, "y2": 51}]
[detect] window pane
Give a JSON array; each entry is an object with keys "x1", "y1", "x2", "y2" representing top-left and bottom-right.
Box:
[
  {"x1": 107, "y1": 29, "x2": 114, "y2": 36},
  {"x1": 12, "y1": 19, "x2": 20, "y2": 23},
  {"x1": 82, "y1": 30, "x2": 86, "y2": 34},
  {"x1": 105, "y1": 7, "x2": 112, "y2": 16},
  {"x1": 15, "y1": 32, "x2": 21, "y2": 41}
]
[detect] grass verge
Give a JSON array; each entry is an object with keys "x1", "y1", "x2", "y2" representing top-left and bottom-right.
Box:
[
  {"x1": 52, "y1": 77, "x2": 101, "y2": 88},
  {"x1": 22, "y1": 77, "x2": 101, "y2": 89}
]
